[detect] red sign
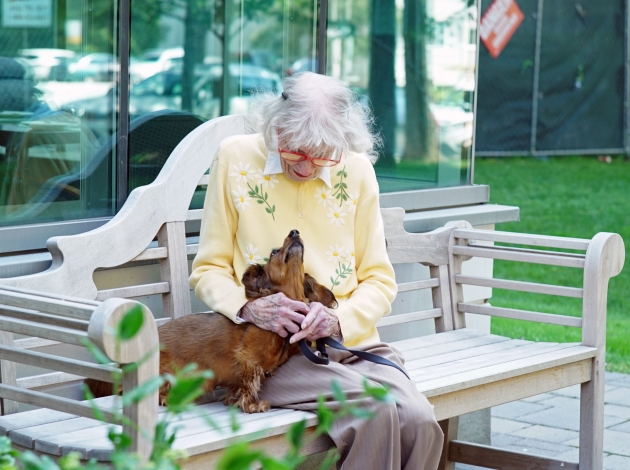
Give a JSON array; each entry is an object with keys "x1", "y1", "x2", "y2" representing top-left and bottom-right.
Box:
[{"x1": 479, "y1": 0, "x2": 525, "y2": 58}]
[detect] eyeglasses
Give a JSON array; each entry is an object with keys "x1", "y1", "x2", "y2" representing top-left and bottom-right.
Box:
[{"x1": 277, "y1": 142, "x2": 342, "y2": 168}]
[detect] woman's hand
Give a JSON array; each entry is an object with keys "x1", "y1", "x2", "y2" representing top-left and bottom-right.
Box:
[
  {"x1": 239, "y1": 292, "x2": 309, "y2": 338},
  {"x1": 289, "y1": 302, "x2": 340, "y2": 344}
]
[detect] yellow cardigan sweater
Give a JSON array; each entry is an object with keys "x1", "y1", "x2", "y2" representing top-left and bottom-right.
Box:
[{"x1": 189, "y1": 134, "x2": 397, "y2": 347}]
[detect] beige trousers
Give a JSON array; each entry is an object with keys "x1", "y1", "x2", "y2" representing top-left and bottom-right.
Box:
[{"x1": 259, "y1": 342, "x2": 444, "y2": 470}]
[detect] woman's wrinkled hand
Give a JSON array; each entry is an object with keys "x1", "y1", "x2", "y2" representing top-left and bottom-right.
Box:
[
  {"x1": 239, "y1": 292, "x2": 309, "y2": 338},
  {"x1": 289, "y1": 302, "x2": 340, "y2": 344}
]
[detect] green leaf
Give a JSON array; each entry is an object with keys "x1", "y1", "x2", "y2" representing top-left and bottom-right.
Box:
[
  {"x1": 122, "y1": 376, "x2": 165, "y2": 406},
  {"x1": 336, "y1": 194, "x2": 341, "y2": 199},
  {"x1": 362, "y1": 379, "x2": 396, "y2": 403},
  {"x1": 287, "y1": 419, "x2": 306, "y2": 452},
  {"x1": 229, "y1": 406, "x2": 241, "y2": 432},
  {"x1": 258, "y1": 199, "x2": 264, "y2": 204},
  {"x1": 248, "y1": 191, "x2": 255, "y2": 196},
  {"x1": 330, "y1": 276, "x2": 335, "y2": 284},
  {"x1": 334, "y1": 183, "x2": 339, "y2": 188},
  {"x1": 349, "y1": 407, "x2": 376, "y2": 420},
  {"x1": 330, "y1": 380, "x2": 346, "y2": 405},
  {"x1": 271, "y1": 205, "x2": 275, "y2": 212},
  {"x1": 343, "y1": 171, "x2": 347, "y2": 177},
  {"x1": 259, "y1": 456, "x2": 292, "y2": 470},
  {"x1": 265, "y1": 207, "x2": 271, "y2": 213},
  {"x1": 108, "y1": 429, "x2": 132, "y2": 451},
  {"x1": 166, "y1": 377, "x2": 206, "y2": 408},
  {"x1": 318, "y1": 448, "x2": 341, "y2": 470},
  {"x1": 337, "y1": 170, "x2": 343, "y2": 176},
  {"x1": 335, "y1": 268, "x2": 339, "y2": 274},
  {"x1": 342, "y1": 183, "x2": 347, "y2": 188},
  {"x1": 341, "y1": 195, "x2": 347, "y2": 201},
  {"x1": 339, "y1": 275, "x2": 346, "y2": 279},
  {"x1": 264, "y1": 192, "x2": 268, "y2": 200},
  {"x1": 315, "y1": 396, "x2": 334, "y2": 433},
  {"x1": 117, "y1": 305, "x2": 144, "y2": 341},
  {"x1": 216, "y1": 442, "x2": 262, "y2": 470},
  {"x1": 81, "y1": 338, "x2": 112, "y2": 365}
]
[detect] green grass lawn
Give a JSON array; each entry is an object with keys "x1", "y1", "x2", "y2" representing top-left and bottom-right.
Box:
[{"x1": 474, "y1": 156, "x2": 630, "y2": 373}]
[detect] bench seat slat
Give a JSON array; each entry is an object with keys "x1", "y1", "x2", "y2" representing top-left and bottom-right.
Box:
[
  {"x1": 401, "y1": 334, "x2": 511, "y2": 361},
  {"x1": 452, "y1": 245, "x2": 586, "y2": 268},
  {"x1": 410, "y1": 342, "x2": 579, "y2": 383},
  {"x1": 459, "y1": 303, "x2": 583, "y2": 328},
  {"x1": 0, "y1": 315, "x2": 87, "y2": 345},
  {"x1": 453, "y1": 228, "x2": 591, "y2": 251},
  {"x1": 405, "y1": 338, "x2": 531, "y2": 372},
  {"x1": 455, "y1": 275, "x2": 584, "y2": 298},
  {"x1": 57, "y1": 408, "x2": 300, "y2": 460},
  {"x1": 418, "y1": 344, "x2": 596, "y2": 397},
  {"x1": 390, "y1": 328, "x2": 486, "y2": 353},
  {"x1": 376, "y1": 309, "x2": 441, "y2": 327},
  {"x1": 172, "y1": 409, "x2": 317, "y2": 457}
]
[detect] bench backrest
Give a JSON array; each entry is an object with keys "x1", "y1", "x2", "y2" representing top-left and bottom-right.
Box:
[{"x1": 0, "y1": 114, "x2": 625, "y2": 398}]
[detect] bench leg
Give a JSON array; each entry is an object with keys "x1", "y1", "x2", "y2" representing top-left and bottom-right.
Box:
[
  {"x1": 438, "y1": 417, "x2": 458, "y2": 470},
  {"x1": 579, "y1": 356, "x2": 605, "y2": 470},
  {"x1": 0, "y1": 331, "x2": 18, "y2": 415}
]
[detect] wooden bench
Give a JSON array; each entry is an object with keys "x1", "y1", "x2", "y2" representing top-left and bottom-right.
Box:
[{"x1": 0, "y1": 114, "x2": 624, "y2": 469}]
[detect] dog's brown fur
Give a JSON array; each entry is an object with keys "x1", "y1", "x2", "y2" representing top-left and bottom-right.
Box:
[{"x1": 87, "y1": 230, "x2": 336, "y2": 413}]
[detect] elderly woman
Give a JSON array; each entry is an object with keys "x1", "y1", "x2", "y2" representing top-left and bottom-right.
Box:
[{"x1": 189, "y1": 72, "x2": 443, "y2": 469}]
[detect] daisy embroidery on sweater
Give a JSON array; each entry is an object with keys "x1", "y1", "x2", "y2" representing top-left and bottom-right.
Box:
[
  {"x1": 327, "y1": 206, "x2": 347, "y2": 227},
  {"x1": 231, "y1": 162, "x2": 255, "y2": 183},
  {"x1": 244, "y1": 244, "x2": 261, "y2": 265},
  {"x1": 315, "y1": 187, "x2": 333, "y2": 208},
  {"x1": 232, "y1": 187, "x2": 251, "y2": 211}
]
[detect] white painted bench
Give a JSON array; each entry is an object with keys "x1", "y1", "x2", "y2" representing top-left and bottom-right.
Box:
[{"x1": 0, "y1": 114, "x2": 624, "y2": 470}]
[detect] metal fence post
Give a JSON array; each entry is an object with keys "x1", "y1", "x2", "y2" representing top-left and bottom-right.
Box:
[{"x1": 530, "y1": 0, "x2": 544, "y2": 156}]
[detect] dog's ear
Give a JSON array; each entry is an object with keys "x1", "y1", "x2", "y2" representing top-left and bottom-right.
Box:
[
  {"x1": 242, "y1": 264, "x2": 271, "y2": 299},
  {"x1": 304, "y1": 273, "x2": 337, "y2": 308}
]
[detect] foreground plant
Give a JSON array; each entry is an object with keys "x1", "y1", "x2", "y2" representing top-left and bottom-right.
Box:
[{"x1": 0, "y1": 306, "x2": 393, "y2": 470}]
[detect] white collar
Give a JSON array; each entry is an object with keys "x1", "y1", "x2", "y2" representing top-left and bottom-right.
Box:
[{"x1": 264, "y1": 149, "x2": 332, "y2": 188}]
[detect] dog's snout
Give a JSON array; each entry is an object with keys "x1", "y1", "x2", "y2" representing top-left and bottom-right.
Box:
[{"x1": 289, "y1": 229, "x2": 300, "y2": 238}]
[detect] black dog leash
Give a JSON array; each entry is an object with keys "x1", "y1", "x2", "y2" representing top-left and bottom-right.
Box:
[{"x1": 298, "y1": 337, "x2": 410, "y2": 380}]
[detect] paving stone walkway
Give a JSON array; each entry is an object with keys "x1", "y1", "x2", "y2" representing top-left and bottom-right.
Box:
[{"x1": 456, "y1": 371, "x2": 630, "y2": 470}]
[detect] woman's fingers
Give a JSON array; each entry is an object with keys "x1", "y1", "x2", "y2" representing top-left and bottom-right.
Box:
[{"x1": 290, "y1": 311, "x2": 325, "y2": 343}]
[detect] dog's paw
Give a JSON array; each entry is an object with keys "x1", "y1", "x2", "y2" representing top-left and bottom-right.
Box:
[{"x1": 242, "y1": 400, "x2": 270, "y2": 413}]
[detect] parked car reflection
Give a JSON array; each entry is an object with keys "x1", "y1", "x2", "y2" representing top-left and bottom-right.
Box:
[{"x1": 130, "y1": 63, "x2": 282, "y2": 117}]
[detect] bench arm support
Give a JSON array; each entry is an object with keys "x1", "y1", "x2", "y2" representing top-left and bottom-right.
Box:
[{"x1": 88, "y1": 298, "x2": 159, "y2": 462}]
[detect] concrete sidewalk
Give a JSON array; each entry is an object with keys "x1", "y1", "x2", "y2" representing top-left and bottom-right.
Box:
[{"x1": 456, "y1": 372, "x2": 630, "y2": 470}]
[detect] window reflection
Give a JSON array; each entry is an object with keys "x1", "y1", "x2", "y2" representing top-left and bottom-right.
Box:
[
  {"x1": 328, "y1": 0, "x2": 476, "y2": 191},
  {"x1": 128, "y1": 0, "x2": 318, "y2": 201},
  {"x1": 0, "y1": 0, "x2": 478, "y2": 232},
  {"x1": 0, "y1": 0, "x2": 118, "y2": 227}
]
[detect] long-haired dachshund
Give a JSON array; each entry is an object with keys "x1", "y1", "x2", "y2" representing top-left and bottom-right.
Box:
[{"x1": 88, "y1": 230, "x2": 336, "y2": 413}]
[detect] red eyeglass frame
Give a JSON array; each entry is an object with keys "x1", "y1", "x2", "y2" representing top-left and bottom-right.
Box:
[{"x1": 277, "y1": 136, "x2": 342, "y2": 168}]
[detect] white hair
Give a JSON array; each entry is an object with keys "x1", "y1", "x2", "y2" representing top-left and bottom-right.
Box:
[{"x1": 253, "y1": 72, "x2": 381, "y2": 163}]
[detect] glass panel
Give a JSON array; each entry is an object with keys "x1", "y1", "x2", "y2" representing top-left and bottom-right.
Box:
[
  {"x1": 0, "y1": 0, "x2": 118, "y2": 227},
  {"x1": 328, "y1": 0, "x2": 477, "y2": 191},
  {"x1": 128, "y1": 0, "x2": 318, "y2": 206}
]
